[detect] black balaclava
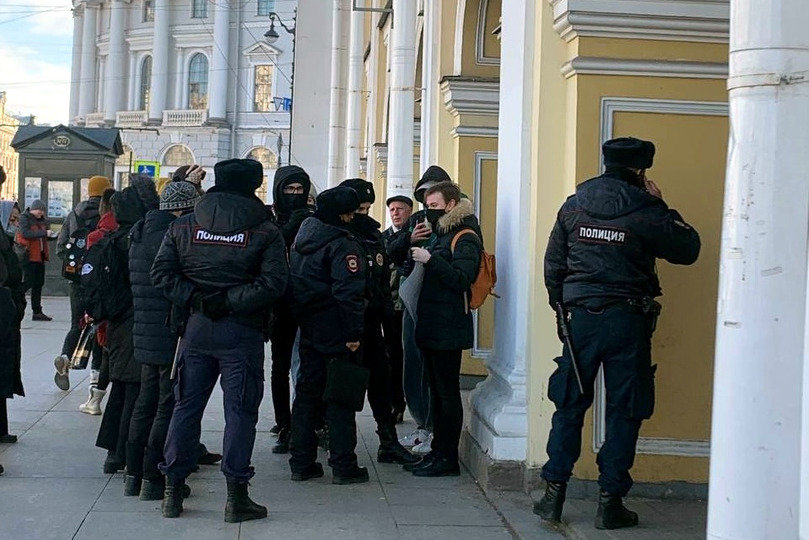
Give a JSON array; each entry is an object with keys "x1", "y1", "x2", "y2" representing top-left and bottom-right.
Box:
[
  {"x1": 315, "y1": 187, "x2": 360, "y2": 229},
  {"x1": 274, "y1": 165, "x2": 312, "y2": 214}
]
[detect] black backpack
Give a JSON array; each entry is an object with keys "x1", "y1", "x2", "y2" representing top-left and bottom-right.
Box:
[
  {"x1": 80, "y1": 230, "x2": 132, "y2": 322},
  {"x1": 62, "y1": 216, "x2": 99, "y2": 283}
]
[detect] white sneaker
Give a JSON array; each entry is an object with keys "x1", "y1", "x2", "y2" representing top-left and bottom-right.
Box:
[
  {"x1": 90, "y1": 369, "x2": 100, "y2": 385},
  {"x1": 411, "y1": 433, "x2": 433, "y2": 456},
  {"x1": 399, "y1": 428, "x2": 430, "y2": 448},
  {"x1": 53, "y1": 355, "x2": 70, "y2": 391}
]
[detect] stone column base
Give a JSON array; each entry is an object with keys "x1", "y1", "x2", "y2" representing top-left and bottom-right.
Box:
[{"x1": 460, "y1": 430, "x2": 529, "y2": 492}]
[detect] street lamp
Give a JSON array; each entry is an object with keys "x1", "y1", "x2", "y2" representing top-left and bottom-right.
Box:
[{"x1": 264, "y1": 10, "x2": 296, "y2": 165}]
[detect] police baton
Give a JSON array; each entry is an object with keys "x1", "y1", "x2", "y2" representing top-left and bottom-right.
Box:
[
  {"x1": 170, "y1": 337, "x2": 182, "y2": 380},
  {"x1": 554, "y1": 303, "x2": 585, "y2": 394}
]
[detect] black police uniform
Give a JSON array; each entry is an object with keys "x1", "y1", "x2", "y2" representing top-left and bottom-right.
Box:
[
  {"x1": 287, "y1": 187, "x2": 369, "y2": 483},
  {"x1": 267, "y1": 165, "x2": 314, "y2": 452},
  {"x1": 538, "y1": 138, "x2": 701, "y2": 528},
  {"x1": 151, "y1": 159, "x2": 288, "y2": 521}
]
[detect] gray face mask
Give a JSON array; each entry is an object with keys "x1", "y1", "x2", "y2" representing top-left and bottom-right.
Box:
[{"x1": 5, "y1": 224, "x2": 18, "y2": 237}]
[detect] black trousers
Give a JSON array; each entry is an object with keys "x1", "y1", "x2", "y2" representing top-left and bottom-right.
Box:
[
  {"x1": 0, "y1": 399, "x2": 9, "y2": 436},
  {"x1": 62, "y1": 283, "x2": 83, "y2": 356},
  {"x1": 127, "y1": 364, "x2": 174, "y2": 480},
  {"x1": 542, "y1": 305, "x2": 654, "y2": 497},
  {"x1": 26, "y1": 262, "x2": 45, "y2": 314},
  {"x1": 97, "y1": 345, "x2": 110, "y2": 391},
  {"x1": 96, "y1": 381, "x2": 140, "y2": 463},
  {"x1": 422, "y1": 348, "x2": 463, "y2": 462},
  {"x1": 383, "y1": 310, "x2": 406, "y2": 413},
  {"x1": 363, "y1": 310, "x2": 395, "y2": 429},
  {"x1": 270, "y1": 303, "x2": 297, "y2": 431},
  {"x1": 289, "y1": 326, "x2": 358, "y2": 476}
]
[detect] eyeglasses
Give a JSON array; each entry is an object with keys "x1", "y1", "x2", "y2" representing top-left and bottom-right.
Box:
[{"x1": 282, "y1": 186, "x2": 305, "y2": 194}]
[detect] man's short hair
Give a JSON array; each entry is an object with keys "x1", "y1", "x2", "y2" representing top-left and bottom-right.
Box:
[{"x1": 424, "y1": 181, "x2": 461, "y2": 205}]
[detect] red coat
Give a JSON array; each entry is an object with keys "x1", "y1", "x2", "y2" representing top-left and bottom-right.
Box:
[{"x1": 17, "y1": 211, "x2": 50, "y2": 263}]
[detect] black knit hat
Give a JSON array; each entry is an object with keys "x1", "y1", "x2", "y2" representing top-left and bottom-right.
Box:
[
  {"x1": 603, "y1": 137, "x2": 656, "y2": 169},
  {"x1": 414, "y1": 165, "x2": 452, "y2": 203},
  {"x1": 160, "y1": 181, "x2": 201, "y2": 211},
  {"x1": 315, "y1": 187, "x2": 360, "y2": 226},
  {"x1": 212, "y1": 159, "x2": 264, "y2": 196},
  {"x1": 339, "y1": 178, "x2": 375, "y2": 204}
]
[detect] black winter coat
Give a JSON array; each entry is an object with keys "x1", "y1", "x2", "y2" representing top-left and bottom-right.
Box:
[
  {"x1": 151, "y1": 191, "x2": 289, "y2": 330},
  {"x1": 57, "y1": 197, "x2": 100, "y2": 259},
  {"x1": 415, "y1": 199, "x2": 482, "y2": 351},
  {"x1": 387, "y1": 209, "x2": 427, "y2": 274},
  {"x1": 129, "y1": 210, "x2": 177, "y2": 366},
  {"x1": 544, "y1": 169, "x2": 701, "y2": 308},
  {"x1": 0, "y1": 228, "x2": 25, "y2": 399},
  {"x1": 289, "y1": 217, "x2": 366, "y2": 355},
  {"x1": 352, "y1": 215, "x2": 393, "y2": 314}
]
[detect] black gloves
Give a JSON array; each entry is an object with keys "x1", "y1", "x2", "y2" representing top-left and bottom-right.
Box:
[
  {"x1": 192, "y1": 291, "x2": 230, "y2": 321},
  {"x1": 280, "y1": 208, "x2": 314, "y2": 246},
  {"x1": 555, "y1": 310, "x2": 566, "y2": 343}
]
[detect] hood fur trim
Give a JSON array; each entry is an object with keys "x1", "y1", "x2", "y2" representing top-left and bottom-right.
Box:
[{"x1": 437, "y1": 198, "x2": 475, "y2": 234}]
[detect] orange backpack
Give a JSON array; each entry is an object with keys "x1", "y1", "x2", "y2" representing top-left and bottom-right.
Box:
[{"x1": 450, "y1": 229, "x2": 499, "y2": 310}]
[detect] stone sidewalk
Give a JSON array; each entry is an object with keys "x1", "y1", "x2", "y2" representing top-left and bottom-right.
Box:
[{"x1": 0, "y1": 297, "x2": 706, "y2": 540}]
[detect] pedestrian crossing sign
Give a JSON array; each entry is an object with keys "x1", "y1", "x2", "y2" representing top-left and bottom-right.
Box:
[{"x1": 134, "y1": 161, "x2": 160, "y2": 178}]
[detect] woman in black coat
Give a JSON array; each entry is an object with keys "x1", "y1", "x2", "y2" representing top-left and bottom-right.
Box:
[{"x1": 408, "y1": 182, "x2": 482, "y2": 478}]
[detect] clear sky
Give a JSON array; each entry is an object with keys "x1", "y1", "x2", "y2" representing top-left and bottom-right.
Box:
[{"x1": 0, "y1": 0, "x2": 74, "y2": 125}]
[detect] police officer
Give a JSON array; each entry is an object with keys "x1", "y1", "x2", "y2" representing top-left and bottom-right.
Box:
[
  {"x1": 339, "y1": 179, "x2": 418, "y2": 465},
  {"x1": 287, "y1": 186, "x2": 369, "y2": 484},
  {"x1": 151, "y1": 159, "x2": 289, "y2": 522},
  {"x1": 536, "y1": 138, "x2": 701, "y2": 529}
]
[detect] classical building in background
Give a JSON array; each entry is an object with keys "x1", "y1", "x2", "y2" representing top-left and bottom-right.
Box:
[
  {"x1": 0, "y1": 91, "x2": 20, "y2": 201},
  {"x1": 70, "y1": 0, "x2": 296, "y2": 200},
  {"x1": 311, "y1": 0, "x2": 731, "y2": 502}
]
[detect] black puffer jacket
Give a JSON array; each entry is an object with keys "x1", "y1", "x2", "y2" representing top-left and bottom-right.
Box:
[
  {"x1": 289, "y1": 217, "x2": 366, "y2": 355},
  {"x1": 415, "y1": 199, "x2": 482, "y2": 351},
  {"x1": 352, "y1": 215, "x2": 393, "y2": 314},
  {"x1": 151, "y1": 192, "x2": 289, "y2": 329},
  {"x1": 0, "y1": 227, "x2": 25, "y2": 399},
  {"x1": 129, "y1": 210, "x2": 177, "y2": 366},
  {"x1": 57, "y1": 197, "x2": 100, "y2": 259},
  {"x1": 544, "y1": 169, "x2": 701, "y2": 308}
]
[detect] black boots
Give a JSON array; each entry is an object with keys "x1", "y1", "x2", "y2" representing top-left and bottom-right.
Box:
[
  {"x1": 124, "y1": 475, "x2": 142, "y2": 496},
  {"x1": 595, "y1": 491, "x2": 638, "y2": 530},
  {"x1": 272, "y1": 428, "x2": 290, "y2": 454},
  {"x1": 161, "y1": 480, "x2": 186, "y2": 518},
  {"x1": 290, "y1": 462, "x2": 324, "y2": 482},
  {"x1": 403, "y1": 453, "x2": 437, "y2": 473},
  {"x1": 533, "y1": 481, "x2": 566, "y2": 523},
  {"x1": 224, "y1": 478, "x2": 268, "y2": 523},
  {"x1": 332, "y1": 466, "x2": 369, "y2": 485},
  {"x1": 412, "y1": 456, "x2": 460, "y2": 477},
  {"x1": 377, "y1": 425, "x2": 419, "y2": 464},
  {"x1": 103, "y1": 451, "x2": 124, "y2": 474}
]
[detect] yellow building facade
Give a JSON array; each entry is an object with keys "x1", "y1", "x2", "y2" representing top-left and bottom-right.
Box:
[
  {"x1": 0, "y1": 92, "x2": 20, "y2": 201},
  {"x1": 342, "y1": 0, "x2": 729, "y2": 493}
]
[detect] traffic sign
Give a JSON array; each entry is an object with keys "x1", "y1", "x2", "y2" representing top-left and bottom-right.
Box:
[{"x1": 134, "y1": 161, "x2": 160, "y2": 178}]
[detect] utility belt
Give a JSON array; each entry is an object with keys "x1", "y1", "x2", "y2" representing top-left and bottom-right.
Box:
[{"x1": 570, "y1": 296, "x2": 662, "y2": 332}]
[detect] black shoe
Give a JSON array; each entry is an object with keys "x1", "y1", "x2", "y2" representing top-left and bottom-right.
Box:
[
  {"x1": 103, "y1": 453, "x2": 124, "y2": 474},
  {"x1": 32, "y1": 312, "x2": 52, "y2": 321},
  {"x1": 197, "y1": 451, "x2": 222, "y2": 465},
  {"x1": 412, "y1": 457, "x2": 460, "y2": 477},
  {"x1": 272, "y1": 428, "x2": 290, "y2": 454},
  {"x1": 140, "y1": 479, "x2": 165, "y2": 501},
  {"x1": 290, "y1": 463, "x2": 324, "y2": 482},
  {"x1": 0, "y1": 463, "x2": 3, "y2": 475},
  {"x1": 123, "y1": 475, "x2": 142, "y2": 496},
  {"x1": 270, "y1": 424, "x2": 281, "y2": 435},
  {"x1": 533, "y1": 481, "x2": 566, "y2": 523},
  {"x1": 224, "y1": 478, "x2": 267, "y2": 523},
  {"x1": 377, "y1": 424, "x2": 419, "y2": 464},
  {"x1": 595, "y1": 491, "x2": 639, "y2": 530},
  {"x1": 402, "y1": 453, "x2": 437, "y2": 473},
  {"x1": 0, "y1": 434, "x2": 18, "y2": 444},
  {"x1": 161, "y1": 480, "x2": 185, "y2": 518},
  {"x1": 332, "y1": 466, "x2": 369, "y2": 485}
]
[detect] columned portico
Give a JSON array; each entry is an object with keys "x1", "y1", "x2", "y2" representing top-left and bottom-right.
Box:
[
  {"x1": 104, "y1": 0, "x2": 127, "y2": 124},
  {"x1": 345, "y1": 7, "x2": 365, "y2": 178},
  {"x1": 78, "y1": 1, "x2": 99, "y2": 118},
  {"x1": 148, "y1": 0, "x2": 169, "y2": 123},
  {"x1": 208, "y1": 0, "x2": 231, "y2": 123},
  {"x1": 69, "y1": 5, "x2": 83, "y2": 122}
]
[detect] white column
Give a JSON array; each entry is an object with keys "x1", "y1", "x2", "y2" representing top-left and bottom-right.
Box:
[
  {"x1": 78, "y1": 2, "x2": 99, "y2": 117},
  {"x1": 467, "y1": 0, "x2": 534, "y2": 461},
  {"x1": 104, "y1": 0, "x2": 127, "y2": 123},
  {"x1": 386, "y1": 0, "x2": 417, "y2": 201},
  {"x1": 127, "y1": 52, "x2": 138, "y2": 110},
  {"x1": 419, "y1": 0, "x2": 440, "y2": 172},
  {"x1": 327, "y1": 0, "x2": 348, "y2": 187},
  {"x1": 149, "y1": 0, "x2": 169, "y2": 122},
  {"x1": 707, "y1": 2, "x2": 809, "y2": 539},
  {"x1": 96, "y1": 57, "x2": 106, "y2": 113},
  {"x1": 174, "y1": 49, "x2": 186, "y2": 109},
  {"x1": 345, "y1": 8, "x2": 365, "y2": 178},
  {"x1": 365, "y1": 19, "x2": 380, "y2": 187},
  {"x1": 208, "y1": 0, "x2": 231, "y2": 122},
  {"x1": 69, "y1": 6, "x2": 84, "y2": 122}
]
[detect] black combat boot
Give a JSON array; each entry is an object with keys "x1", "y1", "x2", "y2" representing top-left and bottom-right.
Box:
[
  {"x1": 332, "y1": 466, "x2": 369, "y2": 485},
  {"x1": 123, "y1": 475, "x2": 142, "y2": 496},
  {"x1": 595, "y1": 491, "x2": 639, "y2": 530},
  {"x1": 272, "y1": 428, "x2": 290, "y2": 454},
  {"x1": 143, "y1": 478, "x2": 191, "y2": 501},
  {"x1": 161, "y1": 479, "x2": 186, "y2": 518},
  {"x1": 290, "y1": 462, "x2": 324, "y2": 482},
  {"x1": 224, "y1": 478, "x2": 268, "y2": 523},
  {"x1": 377, "y1": 424, "x2": 419, "y2": 464},
  {"x1": 402, "y1": 453, "x2": 437, "y2": 472},
  {"x1": 533, "y1": 481, "x2": 566, "y2": 523},
  {"x1": 412, "y1": 456, "x2": 460, "y2": 477}
]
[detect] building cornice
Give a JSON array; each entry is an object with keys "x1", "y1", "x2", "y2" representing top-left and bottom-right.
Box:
[
  {"x1": 549, "y1": 0, "x2": 729, "y2": 43},
  {"x1": 440, "y1": 77, "x2": 500, "y2": 117},
  {"x1": 562, "y1": 57, "x2": 728, "y2": 79}
]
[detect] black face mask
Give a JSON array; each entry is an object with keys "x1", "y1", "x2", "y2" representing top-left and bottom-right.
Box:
[
  {"x1": 282, "y1": 193, "x2": 308, "y2": 212},
  {"x1": 351, "y1": 213, "x2": 379, "y2": 235},
  {"x1": 425, "y1": 208, "x2": 445, "y2": 228}
]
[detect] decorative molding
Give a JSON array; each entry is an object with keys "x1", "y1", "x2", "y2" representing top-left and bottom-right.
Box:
[
  {"x1": 476, "y1": 0, "x2": 500, "y2": 66},
  {"x1": 440, "y1": 77, "x2": 500, "y2": 117},
  {"x1": 549, "y1": 0, "x2": 730, "y2": 43},
  {"x1": 472, "y1": 151, "x2": 497, "y2": 360},
  {"x1": 450, "y1": 125, "x2": 498, "y2": 139},
  {"x1": 373, "y1": 143, "x2": 388, "y2": 176},
  {"x1": 562, "y1": 57, "x2": 728, "y2": 80},
  {"x1": 593, "y1": 96, "x2": 728, "y2": 457}
]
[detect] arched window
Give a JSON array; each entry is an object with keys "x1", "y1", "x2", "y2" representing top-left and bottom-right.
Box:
[
  {"x1": 162, "y1": 145, "x2": 194, "y2": 166},
  {"x1": 188, "y1": 54, "x2": 209, "y2": 110},
  {"x1": 139, "y1": 56, "x2": 152, "y2": 111},
  {"x1": 246, "y1": 147, "x2": 278, "y2": 203}
]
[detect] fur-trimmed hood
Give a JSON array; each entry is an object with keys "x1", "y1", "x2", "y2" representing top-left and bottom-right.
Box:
[{"x1": 436, "y1": 198, "x2": 476, "y2": 235}]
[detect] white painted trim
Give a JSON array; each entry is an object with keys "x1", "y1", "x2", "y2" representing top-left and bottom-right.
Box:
[
  {"x1": 592, "y1": 96, "x2": 728, "y2": 457},
  {"x1": 451, "y1": 125, "x2": 499, "y2": 138},
  {"x1": 549, "y1": 0, "x2": 730, "y2": 43},
  {"x1": 453, "y1": 0, "x2": 466, "y2": 75},
  {"x1": 476, "y1": 0, "x2": 500, "y2": 66},
  {"x1": 472, "y1": 151, "x2": 498, "y2": 359},
  {"x1": 562, "y1": 57, "x2": 728, "y2": 80},
  {"x1": 441, "y1": 78, "x2": 500, "y2": 117}
]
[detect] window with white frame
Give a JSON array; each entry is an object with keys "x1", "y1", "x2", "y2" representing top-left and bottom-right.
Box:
[
  {"x1": 188, "y1": 54, "x2": 209, "y2": 109},
  {"x1": 257, "y1": 0, "x2": 275, "y2": 16},
  {"x1": 253, "y1": 65, "x2": 274, "y2": 112},
  {"x1": 192, "y1": 0, "x2": 207, "y2": 18},
  {"x1": 143, "y1": 0, "x2": 154, "y2": 22},
  {"x1": 163, "y1": 145, "x2": 194, "y2": 166},
  {"x1": 139, "y1": 56, "x2": 152, "y2": 111},
  {"x1": 246, "y1": 147, "x2": 278, "y2": 203}
]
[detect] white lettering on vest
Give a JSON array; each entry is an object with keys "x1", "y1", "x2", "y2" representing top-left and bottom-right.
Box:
[
  {"x1": 577, "y1": 225, "x2": 627, "y2": 246},
  {"x1": 192, "y1": 227, "x2": 249, "y2": 247}
]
